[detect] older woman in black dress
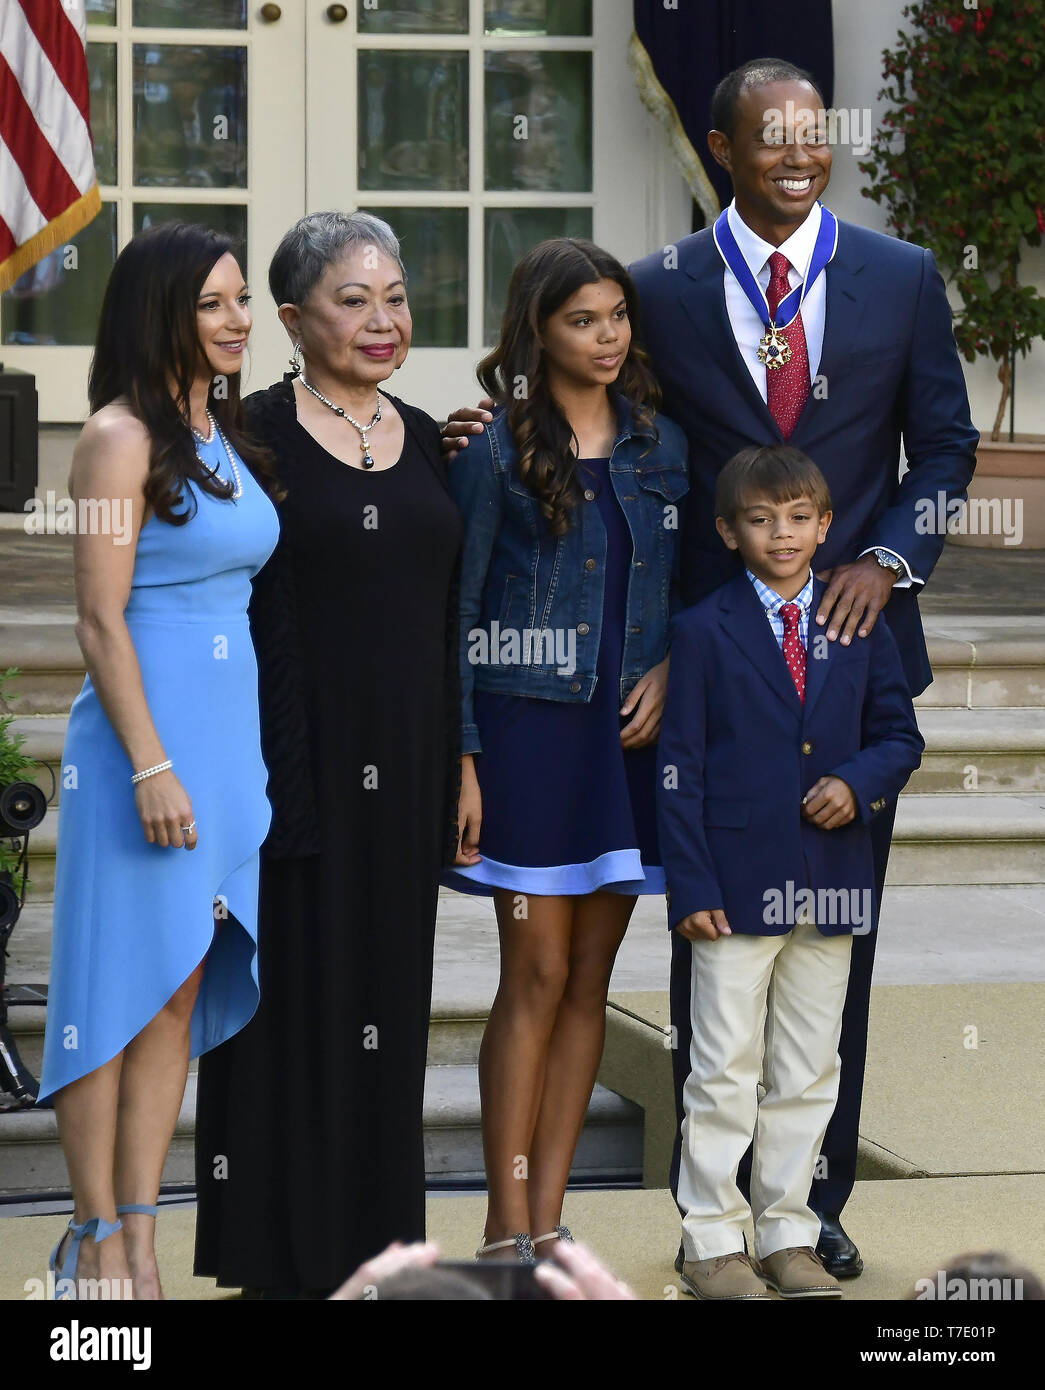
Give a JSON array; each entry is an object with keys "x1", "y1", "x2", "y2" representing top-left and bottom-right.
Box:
[{"x1": 193, "y1": 212, "x2": 462, "y2": 1297}]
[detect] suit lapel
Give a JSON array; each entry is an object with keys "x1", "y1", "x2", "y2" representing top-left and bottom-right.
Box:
[
  {"x1": 717, "y1": 575, "x2": 847, "y2": 721},
  {"x1": 679, "y1": 238, "x2": 782, "y2": 440},
  {"x1": 685, "y1": 217, "x2": 869, "y2": 444},
  {"x1": 793, "y1": 221, "x2": 868, "y2": 437},
  {"x1": 717, "y1": 574, "x2": 803, "y2": 718},
  {"x1": 802, "y1": 578, "x2": 832, "y2": 718},
  {"x1": 818, "y1": 224, "x2": 868, "y2": 380}
]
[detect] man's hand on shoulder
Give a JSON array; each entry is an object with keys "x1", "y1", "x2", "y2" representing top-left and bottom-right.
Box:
[
  {"x1": 814, "y1": 554, "x2": 896, "y2": 645},
  {"x1": 441, "y1": 398, "x2": 496, "y2": 460}
]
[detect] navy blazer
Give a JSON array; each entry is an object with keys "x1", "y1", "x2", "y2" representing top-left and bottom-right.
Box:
[
  {"x1": 630, "y1": 218, "x2": 979, "y2": 697},
  {"x1": 656, "y1": 574, "x2": 924, "y2": 937}
]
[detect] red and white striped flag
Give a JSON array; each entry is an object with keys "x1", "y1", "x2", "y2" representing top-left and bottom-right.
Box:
[{"x1": 0, "y1": 0, "x2": 99, "y2": 293}]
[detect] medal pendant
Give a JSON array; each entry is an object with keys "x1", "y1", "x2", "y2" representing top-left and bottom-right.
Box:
[{"x1": 758, "y1": 326, "x2": 792, "y2": 371}]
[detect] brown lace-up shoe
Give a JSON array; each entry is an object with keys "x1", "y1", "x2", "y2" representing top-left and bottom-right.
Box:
[
  {"x1": 759, "y1": 1246, "x2": 842, "y2": 1298},
  {"x1": 680, "y1": 1250, "x2": 771, "y2": 1300}
]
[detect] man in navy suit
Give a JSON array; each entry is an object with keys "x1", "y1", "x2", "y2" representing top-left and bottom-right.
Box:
[
  {"x1": 628, "y1": 57, "x2": 976, "y2": 1277},
  {"x1": 657, "y1": 443, "x2": 924, "y2": 1299},
  {"x1": 442, "y1": 56, "x2": 977, "y2": 1276}
]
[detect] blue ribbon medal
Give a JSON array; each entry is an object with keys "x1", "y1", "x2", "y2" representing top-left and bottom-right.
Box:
[{"x1": 713, "y1": 203, "x2": 839, "y2": 370}]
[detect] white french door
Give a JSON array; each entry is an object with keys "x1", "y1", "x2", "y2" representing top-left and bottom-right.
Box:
[
  {"x1": 2, "y1": 1, "x2": 685, "y2": 424},
  {"x1": 301, "y1": 0, "x2": 660, "y2": 419},
  {"x1": 0, "y1": 0, "x2": 304, "y2": 422}
]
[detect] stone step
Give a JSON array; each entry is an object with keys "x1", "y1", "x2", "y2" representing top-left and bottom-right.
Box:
[
  {"x1": 14, "y1": 789, "x2": 1045, "y2": 906},
  {"x1": 4, "y1": 714, "x2": 66, "y2": 805},
  {"x1": 422, "y1": 1064, "x2": 643, "y2": 1185},
  {"x1": 11, "y1": 707, "x2": 1045, "y2": 808},
  {"x1": 0, "y1": 620, "x2": 84, "y2": 717},
  {"x1": 3, "y1": 617, "x2": 1045, "y2": 716},
  {"x1": 889, "y1": 793, "x2": 1045, "y2": 886},
  {"x1": 909, "y1": 708, "x2": 1045, "y2": 794},
  {"x1": 0, "y1": 1064, "x2": 643, "y2": 1198},
  {"x1": 2, "y1": 1007, "x2": 48, "y2": 1082},
  {"x1": 3, "y1": 997, "x2": 486, "y2": 1082},
  {"x1": 916, "y1": 622, "x2": 1045, "y2": 709}
]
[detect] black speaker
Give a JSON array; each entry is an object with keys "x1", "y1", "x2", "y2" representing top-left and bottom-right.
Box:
[{"x1": 0, "y1": 364, "x2": 39, "y2": 513}]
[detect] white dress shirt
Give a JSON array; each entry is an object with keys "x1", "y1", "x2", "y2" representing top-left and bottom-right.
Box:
[
  {"x1": 724, "y1": 197, "x2": 826, "y2": 401},
  {"x1": 722, "y1": 199, "x2": 917, "y2": 587},
  {"x1": 747, "y1": 568, "x2": 814, "y2": 650}
]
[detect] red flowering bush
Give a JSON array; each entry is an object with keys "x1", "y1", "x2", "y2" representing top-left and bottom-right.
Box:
[{"x1": 860, "y1": 0, "x2": 1045, "y2": 438}]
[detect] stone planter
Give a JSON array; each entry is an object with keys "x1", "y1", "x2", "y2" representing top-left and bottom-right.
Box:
[{"x1": 945, "y1": 437, "x2": 1045, "y2": 550}]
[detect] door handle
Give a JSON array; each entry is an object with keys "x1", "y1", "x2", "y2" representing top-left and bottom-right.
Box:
[
  {"x1": 327, "y1": 3, "x2": 348, "y2": 19},
  {"x1": 260, "y1": 2, "x2": 281, "y2": 19}
]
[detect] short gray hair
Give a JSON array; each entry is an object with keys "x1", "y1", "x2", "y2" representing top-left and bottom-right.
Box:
[{"x1": 267, "y1": 210, "x2": 407, "y2": 306}]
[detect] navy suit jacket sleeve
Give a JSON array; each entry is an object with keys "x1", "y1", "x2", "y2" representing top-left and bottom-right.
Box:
[
  {"x1": 668, "y1": 474, "x2": 689, "y2": 624},
  {"x1": 448, "y1": 429, "x2": 504, "y2": 757},
  {"x1": 864, "y1": 246, "x2": 978, "y2": 581},
  {"x1": 656, "y1": 619, "x2": 725, "y2": 929},
  {"x1": 827, "y1": 619, "x2": 926, "y2": 825}
]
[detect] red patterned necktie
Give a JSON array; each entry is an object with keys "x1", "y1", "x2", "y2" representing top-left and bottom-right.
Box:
[
  {"x1": 780, "y1": 601, "x2": 806, "y2": 703},
  {"x1": 765, "y1": 251, "x2": 810, "y2": 439}
]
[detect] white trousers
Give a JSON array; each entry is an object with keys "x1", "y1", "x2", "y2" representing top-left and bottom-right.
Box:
[{"x1": 678, "y1": 921, "x2": 854, "y2": 1262}]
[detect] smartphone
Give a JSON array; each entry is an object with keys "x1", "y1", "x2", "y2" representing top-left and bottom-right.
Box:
[{"x1": 434, "y1": 1259, "x2": 554, "y2": 1301}]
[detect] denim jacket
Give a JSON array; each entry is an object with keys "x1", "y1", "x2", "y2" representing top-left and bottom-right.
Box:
[{"x1": 450, "y1": 395, "x2": 690, "y2": 755}]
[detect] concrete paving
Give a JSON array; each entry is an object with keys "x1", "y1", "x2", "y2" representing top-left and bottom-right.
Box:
[
  {"x1": 430, "y1": 884, "x2": 1045, "y2": 1003},
  {"x1": 3, "y1": 1177, "x2": 1043, "y2": 1302}
]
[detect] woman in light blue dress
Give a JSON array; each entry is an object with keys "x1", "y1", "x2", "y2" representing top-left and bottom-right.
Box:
[{"x1": 37, "y1": 223, "x2": 284, "y2": 1299}]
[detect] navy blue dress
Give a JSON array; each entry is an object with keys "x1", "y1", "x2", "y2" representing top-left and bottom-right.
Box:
[{"x1": 445, "y1": 458, "x2": 663, "y2": 897}]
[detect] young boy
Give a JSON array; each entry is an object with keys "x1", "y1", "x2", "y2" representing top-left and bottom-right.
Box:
[{"x1": 656, "y1": 445, "x2": 924, "y2": 1301}]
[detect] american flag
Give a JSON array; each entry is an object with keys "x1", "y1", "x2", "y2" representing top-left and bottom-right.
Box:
[{"x1": 0, "y1": 0, "x2": 99, "y2": 293}]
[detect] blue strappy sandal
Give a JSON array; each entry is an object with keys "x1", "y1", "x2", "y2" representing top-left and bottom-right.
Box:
[
  {"x1": 117, "y1": 1203, "x2": 172, "y2": 1299},
  {"x1": 49, "y1": 1216, "x2": 123, "y2": 1300}
]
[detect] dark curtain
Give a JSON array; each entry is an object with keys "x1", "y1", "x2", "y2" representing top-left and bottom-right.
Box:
[{"x1": 633, "y1": 1, "x2": 835, "y2": 224}]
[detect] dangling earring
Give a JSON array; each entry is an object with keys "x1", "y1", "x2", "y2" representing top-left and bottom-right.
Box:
[{"x1": 289, "y1": 341, "x2": 303, "y2": 376}]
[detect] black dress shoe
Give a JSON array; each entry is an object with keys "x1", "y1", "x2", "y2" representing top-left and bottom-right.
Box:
[{"x1": 815, "y1": 1214, "x2": 864, "y2": 1278}]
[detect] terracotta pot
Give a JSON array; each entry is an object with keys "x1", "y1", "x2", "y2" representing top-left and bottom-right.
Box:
[{"x1": 944, "y1": 437, "x2": 1045, "y2": 550}]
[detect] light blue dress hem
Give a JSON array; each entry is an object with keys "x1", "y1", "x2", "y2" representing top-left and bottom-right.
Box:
[
  {"x1": 36, "y1": 433, "x2": 277, "y2": 1104},
  {"x1": 442, "y1": 849, "x2": 666, "y2": 898},
  {"x1": 36, "y1": 846, "x2": 263, "y2": 1104}
]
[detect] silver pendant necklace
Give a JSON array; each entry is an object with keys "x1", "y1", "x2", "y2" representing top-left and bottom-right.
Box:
[
  {"x1": 190, "y1": 409, "x2": 242, "y2": 499},
  {"x1": 299, "y1": 372, "x2": 382, "y2": 468}
]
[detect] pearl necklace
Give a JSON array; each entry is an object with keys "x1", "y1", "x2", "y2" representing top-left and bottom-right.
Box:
[
  {"x1": 299, "y1": 373, "x2": 382, "y2": 468},
  {"x1": 191, "y1": 409, "x2": 242, "y2": 499}
]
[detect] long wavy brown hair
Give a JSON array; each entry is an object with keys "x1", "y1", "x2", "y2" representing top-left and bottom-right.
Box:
[
  {"x1": 88, "y1": 222, "x2": 286, "y2": 525},
  {"x1": 478, "y1": 238, "x2": 661, "y2": 536}
]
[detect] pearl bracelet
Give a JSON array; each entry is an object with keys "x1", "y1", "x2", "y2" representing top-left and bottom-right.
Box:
[{"x1": 131, "y1": 759, "x2": 172, "y2": 785}]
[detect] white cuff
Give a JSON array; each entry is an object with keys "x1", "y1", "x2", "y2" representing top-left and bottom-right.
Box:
[{"x1": 859, "y1": 546, "x2": 921, "y2": 590}]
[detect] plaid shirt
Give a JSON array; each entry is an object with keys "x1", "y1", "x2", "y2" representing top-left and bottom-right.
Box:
[{"x1": 746, "y1": 568, "x2": 814, "y2": 651}]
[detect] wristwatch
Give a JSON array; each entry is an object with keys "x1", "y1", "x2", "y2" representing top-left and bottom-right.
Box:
[{"x1": 872, "y1": 548, "x2": 904, "y2": 578}]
